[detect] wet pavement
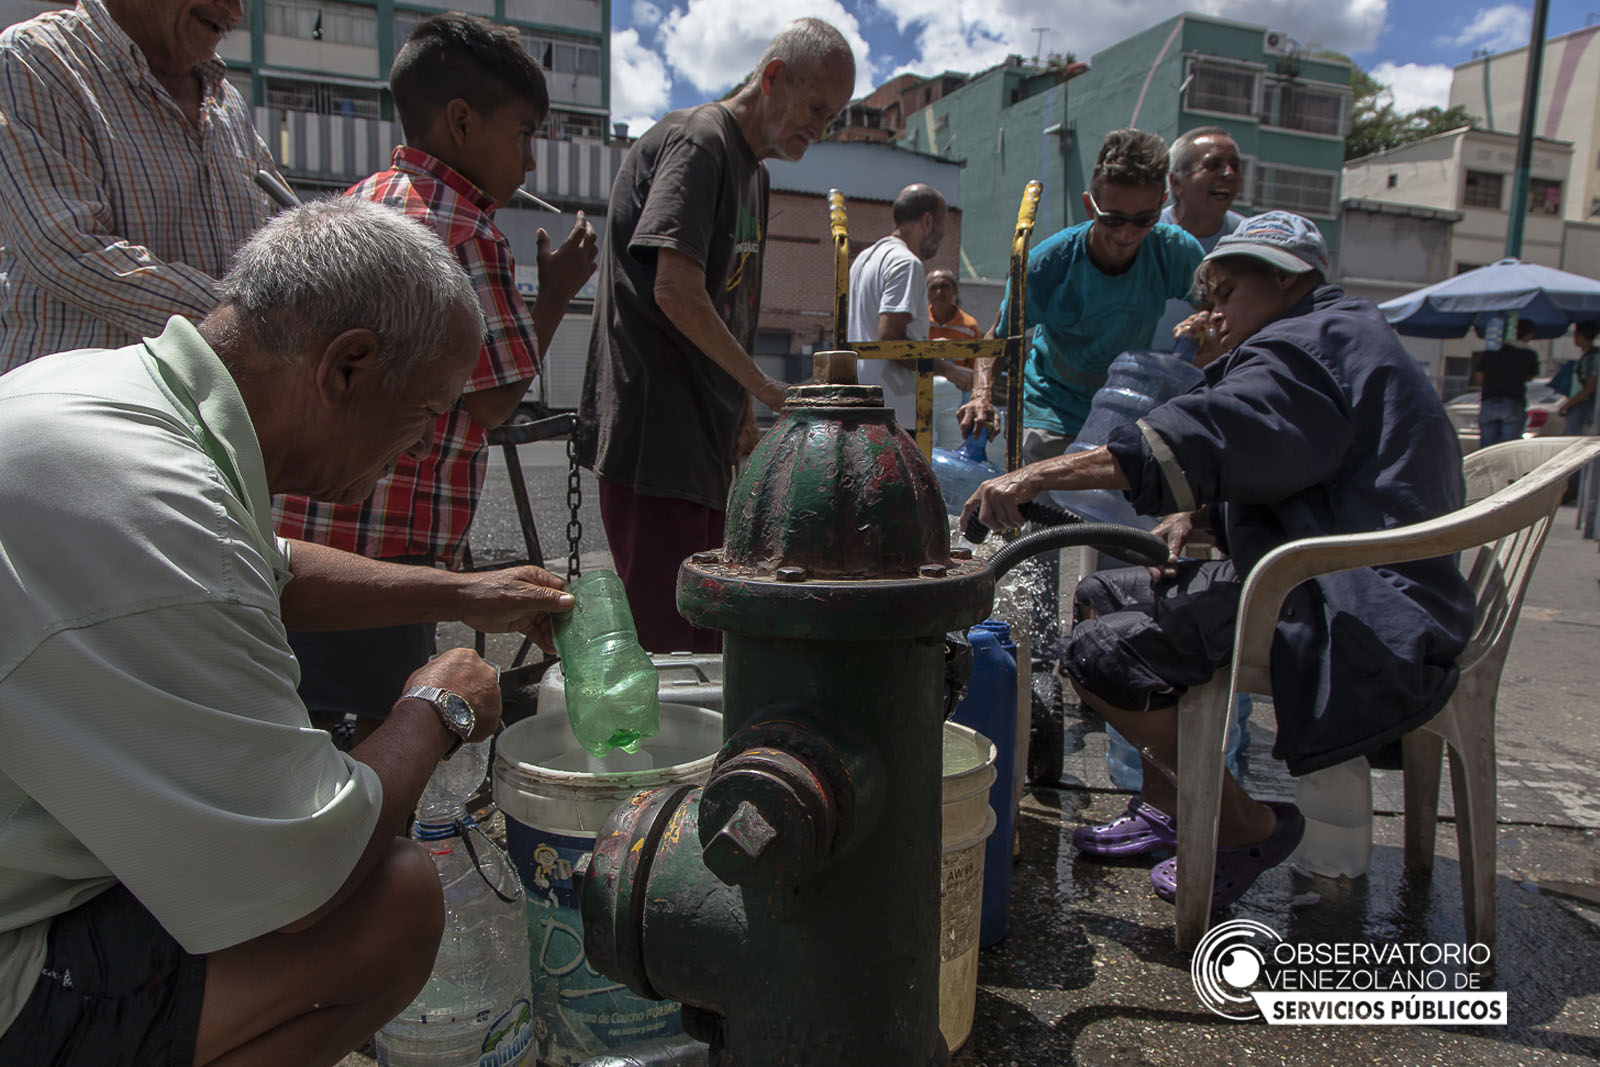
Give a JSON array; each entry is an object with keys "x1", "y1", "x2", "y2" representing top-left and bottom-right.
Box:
[{"x1": 340, "y1": 450, "x2": 1600, "y2": 1067}]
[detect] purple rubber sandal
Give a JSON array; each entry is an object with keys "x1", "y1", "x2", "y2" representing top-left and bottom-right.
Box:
[
  {"x1": 1149, "y1": 802, "x2": 1305, "y2": 910},
  {"x1": 1072, "y1": 797, "x2": 1178, "y2": 858}
]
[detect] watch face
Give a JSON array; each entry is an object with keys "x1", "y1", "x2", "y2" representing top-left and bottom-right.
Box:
[{"x1": 440, "y1": 692, "x2": 474, "y2": 735}]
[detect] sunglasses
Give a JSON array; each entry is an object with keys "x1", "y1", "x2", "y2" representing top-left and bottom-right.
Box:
[{"x1": 1086, "y1": 190, "x2": 1164, "y2": 230}]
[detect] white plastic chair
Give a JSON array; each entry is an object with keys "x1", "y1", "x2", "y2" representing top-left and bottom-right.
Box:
[{"x1": 1173, "y1": 436, "x2": 1600, "y2": 953}]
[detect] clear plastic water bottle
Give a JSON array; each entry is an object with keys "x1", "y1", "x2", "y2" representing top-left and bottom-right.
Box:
[
  {"x1": 1291, "y1": 756, "x2": 1374, "y2": 878},
  {"x1": 377, "y1": 742, "x2": 536, "y2": 1067},
  {"x1": 551, "y1": 570, "x2": 660, "y2": 758}
]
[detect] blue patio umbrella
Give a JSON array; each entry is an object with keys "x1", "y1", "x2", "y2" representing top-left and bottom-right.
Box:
[{"x1": 1378, "y1": 258, "x2": 1600, "y2": 339}]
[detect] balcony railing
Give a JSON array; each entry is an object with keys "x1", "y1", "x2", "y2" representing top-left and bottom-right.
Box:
[{"x1": 256, "y1": 107, "x2": 629, "y2": 205}]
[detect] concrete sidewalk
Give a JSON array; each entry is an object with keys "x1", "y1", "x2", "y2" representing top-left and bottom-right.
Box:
[{"x1": 345, "y1": 483, "x2": 1600, "y2": 1067}]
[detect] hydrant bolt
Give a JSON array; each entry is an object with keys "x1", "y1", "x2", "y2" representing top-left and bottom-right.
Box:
[{"x1": 701, "y1": 800, "x2": 777, "y2": 884}]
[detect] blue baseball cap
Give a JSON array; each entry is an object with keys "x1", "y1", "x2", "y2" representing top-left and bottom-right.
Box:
[{"x1": 1202, "y1": 211, "x2": 1330, "y2": 276}]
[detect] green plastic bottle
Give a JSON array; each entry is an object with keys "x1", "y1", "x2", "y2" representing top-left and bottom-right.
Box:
[{"x1": 550, "y1": 570, "x2": 661, "y2": 757}]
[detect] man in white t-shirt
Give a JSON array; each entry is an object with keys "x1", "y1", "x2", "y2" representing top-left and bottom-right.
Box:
[{"x1": 847, "y1": 183, "x2": 968, "y2": 429}]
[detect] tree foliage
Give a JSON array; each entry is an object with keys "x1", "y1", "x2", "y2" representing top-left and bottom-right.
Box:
[{"x1": 1345, "y1": 64, "x2": 1478, "y2": 161}]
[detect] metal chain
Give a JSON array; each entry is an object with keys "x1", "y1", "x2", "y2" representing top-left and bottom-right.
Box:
[{"x1": 565, "y1": 434, "x2": 584, "y2": 580}]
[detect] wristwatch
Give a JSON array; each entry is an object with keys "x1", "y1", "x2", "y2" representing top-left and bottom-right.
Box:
[{"x1": 402, "y1": 685, "x2": 476, "y2": 759}]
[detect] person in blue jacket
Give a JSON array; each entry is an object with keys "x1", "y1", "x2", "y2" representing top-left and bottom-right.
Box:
[{"x1": 962, "y1": 212, "x2": 1475, "y2": 910}]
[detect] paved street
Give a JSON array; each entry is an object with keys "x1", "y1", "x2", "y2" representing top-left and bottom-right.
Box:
[{"x1": 348, "y1": 441, "x2": 1600, "y2": 1067}]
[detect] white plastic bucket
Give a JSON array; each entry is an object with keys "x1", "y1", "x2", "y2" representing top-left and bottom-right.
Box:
[
  {"x1": 940, "y1": 722, "x2": 998, "y2": 1053},
  {"x1": 493, "y1": 703, "x2": 723, "y2": 1066}
]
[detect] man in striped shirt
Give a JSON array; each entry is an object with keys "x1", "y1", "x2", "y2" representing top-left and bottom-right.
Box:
[
  {"x1": 274, "y1": 14, "x2": 596, "y2": 743},
  {"x1": 0, "y1": 0, "x2": 277, "y2": 369}
]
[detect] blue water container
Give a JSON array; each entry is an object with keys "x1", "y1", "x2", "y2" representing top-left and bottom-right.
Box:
[
  {"x1": 951, "y1": 620, "x2": 1016, "y2": 947},
  {"x1": 931, "y1": 429, "x2": 1000, "y2": 517}
]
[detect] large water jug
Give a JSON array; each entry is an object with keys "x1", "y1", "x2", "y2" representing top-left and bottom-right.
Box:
[
  {"x1": 932, "y1": 429, "x2": 1001, "y2": 516},
  {"x1": 1049, "y1": 351, "x2": 1203, "y2": 528},
  {"x1": 376, "y1": 742, "x2": 536, "y2": 1067},
  {"x1": 551, "y1": 570, "x2": 660, "y2": 757},
  {"x1": 949, "y1": 620, "x2": 1016, "y2": 947},
  {"x1": 1291, "y1": 756, "x2": 1374, "y2": 878}
]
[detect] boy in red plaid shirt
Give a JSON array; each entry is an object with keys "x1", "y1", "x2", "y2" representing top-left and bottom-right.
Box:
[{"x1": 275, "y1": 13, "x2": 597, "y2": 742}]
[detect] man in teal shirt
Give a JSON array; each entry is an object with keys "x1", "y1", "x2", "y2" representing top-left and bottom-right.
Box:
[{"x1": 960, "y1": 128, "x2": 1204, "y2": 460}]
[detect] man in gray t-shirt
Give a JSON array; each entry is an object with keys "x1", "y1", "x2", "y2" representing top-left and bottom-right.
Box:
[{"x1": 576, "y1": 18, "x2": 854, "y2": 653}]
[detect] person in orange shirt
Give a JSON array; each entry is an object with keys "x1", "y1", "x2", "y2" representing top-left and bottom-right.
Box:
[{"x1": 927, "y1": 268, "x2": 981, "y2": 348}]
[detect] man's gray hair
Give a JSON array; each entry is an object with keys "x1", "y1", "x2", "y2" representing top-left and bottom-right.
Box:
[
  {"x1": 1170, "y1": 125, "x2": 1234, "y2": 177},
  {"x1": 754, "y1": 18, "x2": 853, "y2": 82},
  {"x1": 217, "y1": 197, "x2": 484, "y2": 386}
]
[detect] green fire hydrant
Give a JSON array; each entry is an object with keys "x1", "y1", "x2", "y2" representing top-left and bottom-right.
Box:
[{"x1": 579, "y1": 353, "x2": 995, "y2": 1064}]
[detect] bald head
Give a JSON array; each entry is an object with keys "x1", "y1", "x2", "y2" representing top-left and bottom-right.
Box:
[{"x1": 891, "y1": 183, "x2": 947, "y2": 260}]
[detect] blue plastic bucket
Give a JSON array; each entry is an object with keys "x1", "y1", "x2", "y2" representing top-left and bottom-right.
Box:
[{"x1": 951, "y1": 620, "x2": 1017, "y2": 947}]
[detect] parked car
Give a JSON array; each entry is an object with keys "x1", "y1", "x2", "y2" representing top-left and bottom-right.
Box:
[{"x1": 1443, "y1": 378, "x2": 1565, "y2": 452}]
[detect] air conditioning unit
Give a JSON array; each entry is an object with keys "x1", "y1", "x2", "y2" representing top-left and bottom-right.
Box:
[{"x1": 1264, "y1": 31, "x2": 1290, "y2": 56}]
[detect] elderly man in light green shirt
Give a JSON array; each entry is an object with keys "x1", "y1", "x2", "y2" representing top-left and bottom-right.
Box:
[{"x1": 0, "y1": 198, "x2": 574, "y2": 1067}]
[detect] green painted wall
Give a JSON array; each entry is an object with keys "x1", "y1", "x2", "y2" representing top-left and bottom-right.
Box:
[
  {"x1": 903, "y1": 13, "x2": 1353, "y2": 277},
  {"x1": 1067, "y1": 13, "x2": 1348, "y2": 256}
]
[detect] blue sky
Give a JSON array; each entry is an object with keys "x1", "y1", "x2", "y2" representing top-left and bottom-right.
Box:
[{"x1": 609, "y1": 1, "x2": 1600, "y2": 134}]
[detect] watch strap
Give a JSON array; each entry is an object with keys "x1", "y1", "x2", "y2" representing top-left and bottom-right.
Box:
[{"x1": 402, "y1": 684, "x2": 474, "y2": 759}]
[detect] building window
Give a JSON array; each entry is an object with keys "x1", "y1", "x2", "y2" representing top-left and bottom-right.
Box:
[
  {"x1": 393, "y1": 9, "x2": 422, "y2": 47},
  {"x1": 265, "y1": 77, "x2": 382, "y2": 119},
  {"x1": 755, "y1": 330, "x2": 792, "y2": 355},
  {"x1": 1528, "y1": 178, "x2": 1563, "y2": 215},
  {"x1": 1252, "y1": 164, "x2": 1336, "y2": 216},
  {"x1": 264, "y1": 0, "x2": 378, "y2": 47},
  {"x1": 520, "y1": 31, "x2": 600, "y2": 78},
  {"x1": 1463, "y1": 170, "x2": 1503, "y2": 210},
  {"x1": 1387, "y1": 172, "x2": 1397, "y2": 188},
  {"x1": 1260, "y1": 79, "x2": 1345, "y2": 136},
  {"x1": 1185, "y1": 61, "x2": 1257, "y2": 117},
  {"x1": 541, "y1": 109, "x2": 604, "y2": 141}
]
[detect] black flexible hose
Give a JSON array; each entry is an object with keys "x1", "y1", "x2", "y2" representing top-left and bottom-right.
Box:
[
  {"x1": 986, "y1": 522, "x2": 1169, "y2": 580},
  {"x1": 962, "y1": 499, "x2": 1080, "y2": 544}
]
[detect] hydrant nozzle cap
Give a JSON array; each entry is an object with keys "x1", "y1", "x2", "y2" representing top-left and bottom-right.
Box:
[{"x1": 811, "y1": 350, "x2": 859, "y2": 384}]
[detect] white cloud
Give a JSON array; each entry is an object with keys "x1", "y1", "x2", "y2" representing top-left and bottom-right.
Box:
[
  {"x1": 1369, "y1": 61, "x2": 1453, "y2": 113},
  {"x1": 1441, "y1": 4, "x2": 1531, "y2": 54},
  {"x1": 611, "y1": 27, "x2": 673, "y2": 124},
  {"x1": 632, "y1": 0, "x2": 662, "y2": 28},
  {"x1": 874, "y1": 0, "x2": 1390, "y2": 82},
  {"x1": 655, "y1": 0, "x2": 876, "y2": 99}
]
